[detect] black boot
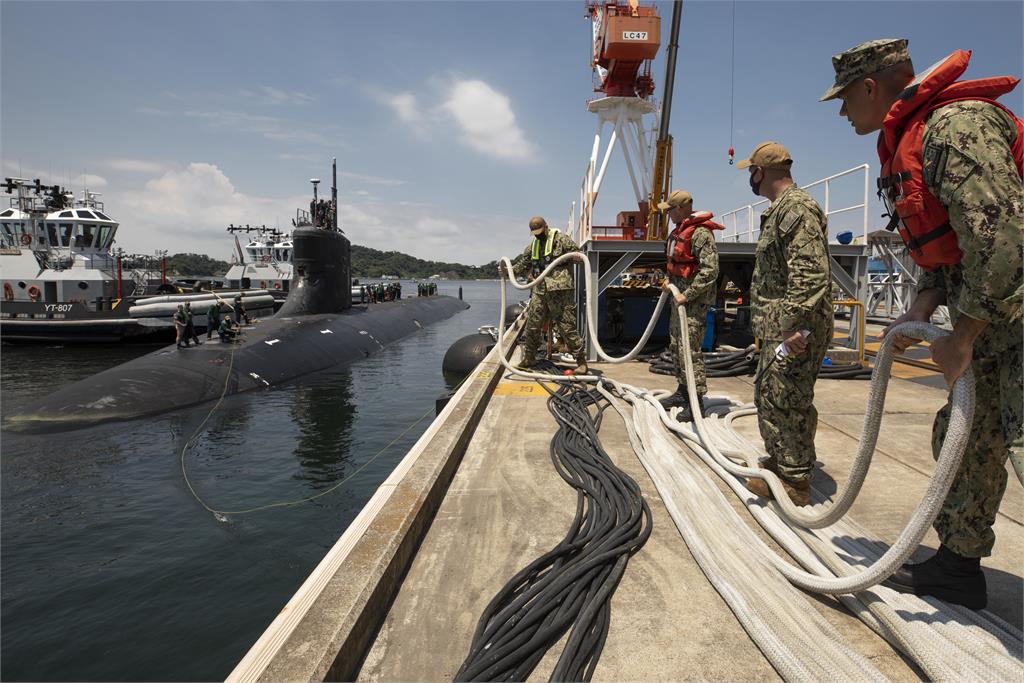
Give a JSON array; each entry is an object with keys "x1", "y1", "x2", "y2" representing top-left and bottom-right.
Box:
[
  {"x1": 659, "y1": 384, "x2": 689, "y2": 409},
  {"x1": 675, "y1": 395, "x2": 706, "y2": 423},
  {"x1": 884, "y1": 545, "x2": 987, "y2": 610}
]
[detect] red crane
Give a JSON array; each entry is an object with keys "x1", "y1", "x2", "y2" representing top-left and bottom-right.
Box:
[{"x1": 587, "y1": 1, "x2": 661, "y2": 99}]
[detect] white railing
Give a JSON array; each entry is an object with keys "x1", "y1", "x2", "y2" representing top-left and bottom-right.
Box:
[
  {"x1": 719, "y1": 164, "x2": 871, "y2": 245},
  {"x1": 573, "y1": 158, "x2": 596, "y2": 244}
]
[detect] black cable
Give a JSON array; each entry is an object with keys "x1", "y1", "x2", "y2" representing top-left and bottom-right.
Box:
[
  {"x1": 455, "y1": 376, "x2": 652, "y2": 682},
  {"x1": 649, "y1": 351, "x2": 872, "y2": 380}
]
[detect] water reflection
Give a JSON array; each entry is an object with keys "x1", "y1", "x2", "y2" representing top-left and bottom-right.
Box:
[{"x1": 289, "y1": 369, "x2": 357, "y2": 484}]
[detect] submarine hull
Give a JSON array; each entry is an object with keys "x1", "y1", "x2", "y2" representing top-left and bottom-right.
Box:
[{"x1": 5, "y1": 296, "x2": 469, "y2": 432}]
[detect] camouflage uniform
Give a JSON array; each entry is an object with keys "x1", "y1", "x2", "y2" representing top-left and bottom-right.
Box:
[
  {"x1": 751, "y1": 186, "x2": 833, "y2": 482},
  {"x1": 511, "y1": 229, "x2": 585, "y2": 362},
  {"x1": 915, "y1": 101, "x2": 1024, "y2": 558},
  {"x1": 667, "y1": 226, "x2": 720, "y2": 396}
]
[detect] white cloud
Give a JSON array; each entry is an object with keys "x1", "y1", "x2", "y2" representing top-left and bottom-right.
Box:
[
  {"x1": 73, "y1": 173, "x2": 108, "y2": 188},
  {"x1": 339, "y1": 170, "x2": 405, "y2": 186},
  {"x1": 93, "y1": 163, "x2": 520, "y2": 264},
  {"x1": 278, "y1": 152, "x2": 324, "y2": 164},
  {"x1": 371, "y1": 78, "x2": 537, "y2": 163},
  {"x1": 441, "y1": 80, "x2": 537, "y2": 162},
  {"x1": 387, "y1": 92, "x2": 420, "y2": 123},
  {"x1": 136, "y1": 106, "x2": 171, "y2": 117},
  {"x1": 184, "y1": 109, "x2": 324, "y2": 143},
  {"x1": 112, "y1": 163, "x2": 301, "y2": 256},
  {"x1": 102, "y1": 159, "x2": 165, "y2": 173},
  {"x1": 241, "y1": 86, "x2": 316, "y2": 106}
]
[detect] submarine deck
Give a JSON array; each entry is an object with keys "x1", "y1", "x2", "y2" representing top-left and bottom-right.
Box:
[{"x1": 230, "y1": 327, "x2": 1023, "y2": 682}]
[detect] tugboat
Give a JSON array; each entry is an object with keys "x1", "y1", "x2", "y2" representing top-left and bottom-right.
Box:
[
  {"x1": 223, "y1": 224, "x2": 294, "y2": 298},
  {"x1": 0, "y1": 178, "x2": 274, "y2": 343}
]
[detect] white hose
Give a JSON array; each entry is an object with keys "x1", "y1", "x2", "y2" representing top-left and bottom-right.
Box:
[{"x1": 496, "y1": 252, "x2": 668, "y2": 381}]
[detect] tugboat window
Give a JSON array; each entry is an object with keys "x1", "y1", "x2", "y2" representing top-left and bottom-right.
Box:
[
  {"x1": 76, "y1": 225, "x2": 96, "y2": 248},
  {"x1": 60, "y1": 223, "x2": 74, "y2": 247},
  {"x1": 18, "y1": 281, "x2": 26, "y2": 289},
  {"x1": 47, "y1": 223, "x2": 59, "y2": 246},
  {"x1": 77, "y1": 281, "x2": 89, "y2": 290},
  {"x1": 59, "y1": 211, "x2": 74, "y2": 218},
  {"x1": 77, "y1": 210, "x2": 97, "y2": 220},
  {"x1": 95, "y1": 211, "x2": 112, "y2": 221},
  {"x1": 98, "y1": 226, "x2": 113, "y2": 248}
]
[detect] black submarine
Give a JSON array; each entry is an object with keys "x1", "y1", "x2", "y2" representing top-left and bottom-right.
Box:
[{"x1": 5, "y1": 161, "x2": 469, "y2": 433}]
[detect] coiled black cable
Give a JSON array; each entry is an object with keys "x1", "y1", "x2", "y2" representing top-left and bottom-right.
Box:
[
  {"x1": 455, "y1": 373, "x2": 652, "y2": 682},
  {"x1": 649, "y1": 350, "x2": 873, "y2": 380}
]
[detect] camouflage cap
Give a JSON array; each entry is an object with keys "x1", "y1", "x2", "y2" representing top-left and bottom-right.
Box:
[
  {"x1": 735, "y1": 141, "x2": 792, "y2": 170},
  {"x1": 657, "y1": 189, "x2": 693, "y2": 211},
  {"x1": 820, "y1": 38, "x2": 910, "y2": 101},
  {"x1": 528, "y1": 216, "x2": 548, "y2": 230}
]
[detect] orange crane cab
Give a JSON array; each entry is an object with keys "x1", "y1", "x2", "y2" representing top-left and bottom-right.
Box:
[{"x1": 588, "y1": 2, "x2": 661, "y2": 98}]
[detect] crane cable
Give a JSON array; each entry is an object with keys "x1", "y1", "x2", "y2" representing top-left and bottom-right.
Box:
[{"x1": 728, "y1": 0, "x2": 736, "y2": 165}]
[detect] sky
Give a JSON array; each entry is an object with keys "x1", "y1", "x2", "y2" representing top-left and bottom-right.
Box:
[{"x1": 2, "y1": 1, "x2": 1021, "y2": 265}]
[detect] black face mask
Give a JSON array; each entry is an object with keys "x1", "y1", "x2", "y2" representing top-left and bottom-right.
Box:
[{"x1": 749, "y1": 168, "x2": 763, "y2": 196}]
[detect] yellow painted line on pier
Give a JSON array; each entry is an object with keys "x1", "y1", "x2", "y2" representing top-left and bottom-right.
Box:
[{"x1": 493, "y1": 382, "x2": 559, "y2": 397}]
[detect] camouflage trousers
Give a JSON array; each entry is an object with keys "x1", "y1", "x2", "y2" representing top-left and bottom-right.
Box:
[
  {"x1": 754, "y1": 323, "x2": 830, "y2": 482},
  {"x1": 931, "y1": 334, "x2": 1023, "y2": 557},
  {"x1": 522, "y1": 289, "x2": 584, "y2": 361},
  {"x1": 669, "y1": 299, "x2": 710, "y2": 396}
]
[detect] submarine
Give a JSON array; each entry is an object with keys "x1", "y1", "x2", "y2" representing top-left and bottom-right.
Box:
[{"x1": 4, "y1": 161, "x2": 469, "y2": 433}]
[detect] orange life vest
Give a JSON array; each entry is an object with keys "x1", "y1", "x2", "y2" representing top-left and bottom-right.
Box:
[
  {"x1": 876, "y1": 50, "x2": 1023, "y2": 271},
  {"x1": 666, "y1": 211, "x2": 724, "y2": 279}
]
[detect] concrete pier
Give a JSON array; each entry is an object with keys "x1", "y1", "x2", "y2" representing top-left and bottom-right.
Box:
[{"x1": 232, "y1": 339, "x2": 1022, "y2": 682}]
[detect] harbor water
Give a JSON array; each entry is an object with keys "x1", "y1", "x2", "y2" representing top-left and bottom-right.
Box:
[{"x1": 1, "y1": 280, "x2": 518, "y2": 682}]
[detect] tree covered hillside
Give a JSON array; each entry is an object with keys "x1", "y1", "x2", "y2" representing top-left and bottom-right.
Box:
[
  {"x1": 350, "y1": 244, "x2": 498, "y2": 280},
  {"x1": 162, "y1": 246, "x2": 499, "y2": 280}
]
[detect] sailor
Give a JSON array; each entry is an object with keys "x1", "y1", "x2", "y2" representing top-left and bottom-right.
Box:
[
  {"x1": 183, "y1": 302, "x2": 201, "y2": 345},
  {"x1": 823, "y1": 38, "x2": 1023, "y2": 609},
  {"x1": 503, "y1": 216, "x2": 587, "y2": 374},
  {"x1": 206, "y1": 301, "x2": 222, "y2": 340},
  {"x1": 173, "y1": 304, "x2": 188, "y2": 348},
  {"x1": 218, "y1": 316, "x2": 239, "y2": 343},
  {"x1": 657, "y1": 190, "x2": 722, "y2": 422},
  {"x1": 233, "y1": 295, "x2": 250, "y2": 325},
  {"x1": 739, "y1": 142, "x2": 833, "y2": 507}
]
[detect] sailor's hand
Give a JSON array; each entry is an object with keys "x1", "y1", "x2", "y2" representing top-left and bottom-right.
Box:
[
  {"x1": 782, "y1": 329, "x2": 808, "y2": 354},
  {"x1": 879, "y1": 310, "x2": 928, "y2": 353},
  {"x1": 929, "y1": 335, "x2": 971, "y2": 388},
  {"x1": 674, "y1": 293, "x2": 687, "y2": 306},
  {"x1": 879, "y1": 289, "x2": 943, "y2": 353}
]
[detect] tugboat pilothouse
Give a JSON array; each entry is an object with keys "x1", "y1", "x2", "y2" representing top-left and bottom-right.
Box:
[{"x1": 223, "y1": 224, "x2": 293, "y2": 298}]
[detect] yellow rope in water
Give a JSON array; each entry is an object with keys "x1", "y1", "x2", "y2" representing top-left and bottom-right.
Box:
[{"x1": 179, "y1": 322, "x2": 464, "y2": 518}]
